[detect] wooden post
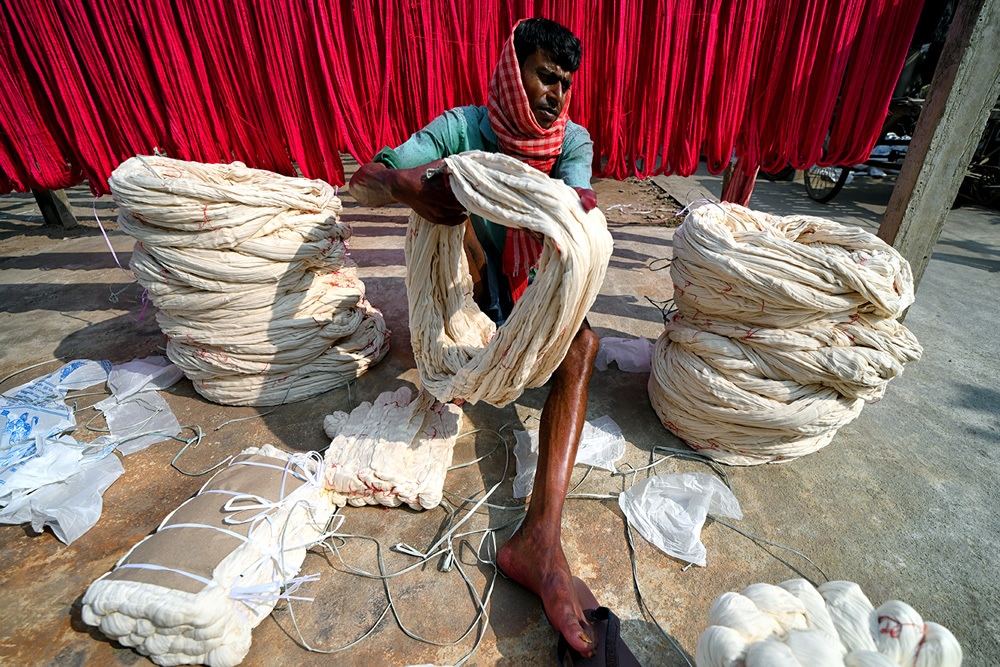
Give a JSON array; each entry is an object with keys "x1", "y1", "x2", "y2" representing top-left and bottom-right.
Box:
[
  {"x1": 878, "y1": 0, "x2": 1000, "y2": 291},
  {"x1": 31, "y1": 189, "x2": 79, "y2": 229}
]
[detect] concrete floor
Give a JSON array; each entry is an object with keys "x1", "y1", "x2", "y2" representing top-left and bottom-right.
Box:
[{"x1": 0, "y1": 162, "x2": 997, "y2": 665}]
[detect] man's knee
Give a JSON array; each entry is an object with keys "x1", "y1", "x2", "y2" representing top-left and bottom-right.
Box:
[{"x1": 563, "y1": 326, "x2": 599, "y2": 372}]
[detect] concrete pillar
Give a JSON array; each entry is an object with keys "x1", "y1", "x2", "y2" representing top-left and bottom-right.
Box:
[
  {"x1": 31, "y1": 189, "x2": 78, "y2": 230},
  {"x1": 878, "y1": 0, "x2": 1000, "y2": 291}
]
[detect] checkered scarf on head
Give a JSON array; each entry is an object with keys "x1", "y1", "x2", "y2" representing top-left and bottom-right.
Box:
[{"x1": 487, "y1": 19, "x2": 571, "y2": 303}]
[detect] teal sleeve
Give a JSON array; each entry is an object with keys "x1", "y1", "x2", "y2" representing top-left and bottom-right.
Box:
[
  {"x1": 375, "y1": 108, "x2": 470, "y2": 170},
  {"x1": 554, "y1": 123, "x2": 594, "y2": 189}
]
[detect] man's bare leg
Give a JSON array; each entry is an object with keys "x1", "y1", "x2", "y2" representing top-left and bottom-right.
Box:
[{"x1": 497, "y1": 323, "x2": 599, "y2": 656}]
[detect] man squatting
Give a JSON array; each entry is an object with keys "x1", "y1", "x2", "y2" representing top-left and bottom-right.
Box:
[{"x1": 351, "y1": 18, "x2": 604, "y2": 657}]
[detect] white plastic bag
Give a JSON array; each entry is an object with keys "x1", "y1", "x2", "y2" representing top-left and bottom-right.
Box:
[
  {"x1": 618, "y1": 472, "x2": 742, "y2": 567},
  {"x1": 594, "y1": 336, "x2": 654, "y2": 372},
  {"x1": 96, "y1": 355, "x2": 184, "y2": 405},
  {"x1": 0, "y1": 360, "x2": 111, "y2": 482},
  {"x1": 0, "y1": 446, "x2": 123, "y2": 544},
  {"x1": 95, "y1": 356, "x2": 183, "y2": 456},
  {"x1": 513, "y1": 415, "x2": 626, "y2": 498}
]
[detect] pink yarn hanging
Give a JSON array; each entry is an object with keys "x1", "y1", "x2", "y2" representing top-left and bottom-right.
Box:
[{"x1": 0, "y1": 0, "x2": 924, "y2": 195}]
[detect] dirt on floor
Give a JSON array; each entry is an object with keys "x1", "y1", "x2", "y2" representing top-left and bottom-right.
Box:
[{"x1": 592, "y1": 175, "x2": 683, "y2": 226}]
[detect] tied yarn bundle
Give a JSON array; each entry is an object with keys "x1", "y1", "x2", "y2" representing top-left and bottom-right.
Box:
[
  {"x1": 405, "y1": 151, "x2": 613, "y2": 406},
  {"x1": 322, "y1": 386, "x2": 463, "y2": 510},
  {"x1": 110, "y1": 156, "x2": 389, "y2": 406},
  {"x1": 648, "y1": 203, "x2": 921, "y2": 465},
  {"x1": 81, "y1": 446, "x2": 336, "y2": 667},
  {"x1": 696, "y1": 579, "x2": 962, "y2": 666}
]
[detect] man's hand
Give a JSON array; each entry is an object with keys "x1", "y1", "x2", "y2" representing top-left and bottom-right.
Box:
[
  {"x1": 349, "y1": 159, "x2": 467, "y2": 226},
  {"x1": 390, "y1": 159, "x2": 467, "y2": 226},
  {"x1": 572, "y1": 187, "x2": 597, "y2": 212}
]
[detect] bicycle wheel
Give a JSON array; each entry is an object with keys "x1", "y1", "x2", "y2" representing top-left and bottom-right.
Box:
[{"x1": 804, "y1": 166, "x2": 850, "y2": 203}]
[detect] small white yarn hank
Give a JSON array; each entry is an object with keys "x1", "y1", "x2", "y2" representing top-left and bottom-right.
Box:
[
  {"x1": 111, "y1": 156, "x2": 389, "y2": 406},
  {"x1": 322, "y1": 386, "x2": 462, "y2": 510},
  {"x1": 81, "y1": 445, "x2": 335, "y2": 667},
  {"x1": 405, "y1": 151, "x2": 613, "y2": 406},
  {"x1": 648, "y1": 202, "x2": 921, "y2": 464},
  {"x1": 695, "y1": 579, "x2": 962, "y2": 667}
]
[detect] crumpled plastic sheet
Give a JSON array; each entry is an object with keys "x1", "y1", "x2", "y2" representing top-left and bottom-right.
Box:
[
  {"x1": 513, "y1": 415, "x2": 627, "y2": 498},
  {"x1": 0, "y1": 356, "x2": 182, "y2": 543},
  {"x1": 618, "y1": 472, "x2": 742, "y2": 567},
  {"x1": 95, "y1": 356, "x2": 184, "y2": 455},
  {"x1": 0, "y1": 440, "x2": 123, "y2": 544},
  {"x1": 594, "y1": 336, "x2": 655, "y2": 372}
]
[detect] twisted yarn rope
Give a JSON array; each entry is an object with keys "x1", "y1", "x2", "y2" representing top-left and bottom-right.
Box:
[
  {"x1": 405, "y1": 151, "x2": 613, "y2": 407},
  {"x1": 110, "y1": 156, "x2": 389, "y2": 406},
  {"x1": 649, "y1": 203, "x2": 921, "y2": 465},
  {"x1": 695, "y1": 579, "x2": 962, "y2": 666}
]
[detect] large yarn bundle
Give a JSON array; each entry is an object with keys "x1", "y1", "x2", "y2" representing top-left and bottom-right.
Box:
[
  {"x1": 81, "y1": 445, "x2": 335, "y2": 667},
  {"x1": 110, "y1": 156, "x2": 389, "y2": 406},
  {"x1": 405, "y1": 151, "x2": 613, "y2": 406},
  {"x1": 322, "y1": 386, "x2": 462, "y2": 510},
  {"x1": 696, "y1": 579, "x2": 962, "y2": 666},
  {"x1": 648, "y1": 203, "x2": 921, "y2": 464}
]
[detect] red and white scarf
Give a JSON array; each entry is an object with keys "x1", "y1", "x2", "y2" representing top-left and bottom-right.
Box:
[{"x1": 487, "y1": 19, "x2": 571, "y2": 303}]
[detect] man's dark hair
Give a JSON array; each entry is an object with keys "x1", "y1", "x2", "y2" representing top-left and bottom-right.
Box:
[{"x1": 513, "y1": 18, "x2": 582, "y2": 73}]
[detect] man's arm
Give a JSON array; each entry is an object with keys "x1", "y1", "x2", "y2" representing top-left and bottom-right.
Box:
[{"x1": 349, "y1": 159, "x2": 468, "y2": 226}]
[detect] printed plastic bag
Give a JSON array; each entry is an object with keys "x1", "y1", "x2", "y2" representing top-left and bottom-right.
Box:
[
  {"x1": 513, "y1": 415, "x2": 627, "y2": 498},
  {"x1": 618, "y1": 472, "x2": 742, "y2": 567},
  {"x1": 0, "y1": 360, "x2": 111, "y2": 480}
]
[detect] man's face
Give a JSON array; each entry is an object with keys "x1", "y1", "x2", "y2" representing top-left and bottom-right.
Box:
[{"x1": 520, "y1": 49, "x2": 573, "y2": 129}]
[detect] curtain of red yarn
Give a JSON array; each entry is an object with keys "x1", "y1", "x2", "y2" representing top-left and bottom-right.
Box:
[{"x1": 0, "y1": 0, "x2": 923, "y2": 196}]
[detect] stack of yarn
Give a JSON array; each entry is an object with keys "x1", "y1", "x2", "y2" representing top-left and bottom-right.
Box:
[
  {"x1": 649, "y1": 202, "x2": 921, "y2": 464},
  {"x1": 110, "y1": 156, "x2": 388, "y2": 406}
]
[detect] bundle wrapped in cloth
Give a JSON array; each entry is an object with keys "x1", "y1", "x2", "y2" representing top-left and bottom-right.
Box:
[
  {"x1": 81, "y1": 445, "x2": 335, "y2": 667},
  {"x1": 110, "y1": 156, "x2": 389, "y2": 406},
  {"x1": 696, "y1": 579, "x2": 962, "y2": 666},
  {"x1": 648, "y1": 203, "x2": 921, "y2": 464}
]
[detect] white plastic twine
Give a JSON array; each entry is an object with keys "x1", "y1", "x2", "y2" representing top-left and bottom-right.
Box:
[
  {"x1": 109, "y1": 156, "x2": 389, "y2": 406},
  {"x1": 649, "y1": 202, "x2": 921, "y2": 465},
  {"x1": 405, "y1": 151, "x2": 613, "y2": 406}
]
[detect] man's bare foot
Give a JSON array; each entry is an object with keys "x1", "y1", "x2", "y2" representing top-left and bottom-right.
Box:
[{"x1": 497, "y1": 526, "x2": 595, "y2": 656}]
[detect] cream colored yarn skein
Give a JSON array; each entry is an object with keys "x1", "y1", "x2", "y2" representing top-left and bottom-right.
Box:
[
  {"x1": 110, "y1": 156, "x2": 389, "y2": 406},
  {"x1": 405, "y1": 151, "x2": 613, "y2": 407},
  {"x1": 648, "y1": 202, "x2": 921, "y2": 465},
  {"x1": 696, "y1": 579, "x2": 962, "y2": 667}
]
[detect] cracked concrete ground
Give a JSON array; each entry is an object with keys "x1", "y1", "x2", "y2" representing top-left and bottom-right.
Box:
[{"x1": 0, "y1": 159, "x2": 997, "y2": 665}]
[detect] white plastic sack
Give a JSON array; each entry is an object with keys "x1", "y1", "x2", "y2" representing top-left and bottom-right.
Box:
[
  {"x1": 618, "y1": 472, "x2": 742, "y2": 567},
  {"x1": 104, "y1": 393, "x2": 181, "y2": 456},
  {"x1": 97, "y1": 355, "x2": 184, "y2": 405},
  {"x1": 0, "y1": 446, "x2": 123, "y2": 544},
  {"x1": 595, "y1": 336, "x2": 654, "y2": 372},
  {"x1": 512, "y1": 415, "x2": 626, "y2": 498},
  {"x1": 0, "y1": 360, "x2": 111, "y2": 479}
]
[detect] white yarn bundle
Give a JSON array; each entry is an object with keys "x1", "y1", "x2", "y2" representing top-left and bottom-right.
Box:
[
  {"x1": 110, "y1": 156, "x2": 389, "y2": 406},
  {"x1": 405, "y1": 151, "x2": 613, "y2": 406},
  {"x1": 648, "y1": 203, "x2": 921, "y2": 464},
  {"x1": 81, "y1": 445, "x2": 335, "y2": 667},
  {"x1": 322, "y1": 386, "x2": 463, "y2": 510},
  {"x1": 695, "y1": 579, "x2": 962, "y2": 666}
]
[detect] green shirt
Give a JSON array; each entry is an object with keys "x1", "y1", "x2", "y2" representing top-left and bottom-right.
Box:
[{"x1": 373, "y1": 105, "x2": 594, "y2": 255}]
